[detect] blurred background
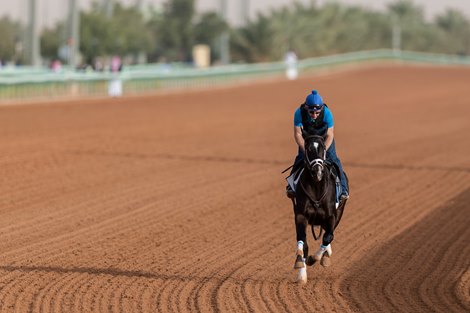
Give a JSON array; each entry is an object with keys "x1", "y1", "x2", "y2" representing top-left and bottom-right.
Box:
[{"x1": 0, "y1": 0, "x2": 469, "y2": 100}]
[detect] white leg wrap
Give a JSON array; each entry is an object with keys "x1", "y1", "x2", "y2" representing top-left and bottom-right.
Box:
[
  {"x1": 297, "y1": 241, "x2": 304, "y2": 251},
  {"x1": 297, "y1": 260, "x2": 307, "y2": 284},
  {"x1": 314, "y1": 244, "x2": 333, "y2": 261},
  {"x1": 325, "y1": 244, "x2": 332, "y2": 256}
]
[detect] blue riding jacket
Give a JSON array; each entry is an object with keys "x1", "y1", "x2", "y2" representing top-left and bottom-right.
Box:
[{"x1": 292, "y1": 104, "x2": 348, "y2": 194}]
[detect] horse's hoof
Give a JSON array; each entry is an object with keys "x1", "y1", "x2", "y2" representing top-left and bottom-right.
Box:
[
  {"x1": 297, "y1": 267, "x2": 307, "y2": 284},
  {"x1": 320, "y1": 254, "x2": 331, "y2": 267},
  {"x1": 314, "y1": 250, "x2": 324, "y2": 261},
  {"x1": 294, "y1": 254, "x2": 305, "y2": 269},
  {"x1": 314, "y1": 244, "x2": 332, "y2": 261},
  {"x1": 306, "y1": 255, "x2": 316, "y2": 266},
  {"x1": 294, "y1": 260, "x2": 305, "y2": 269}
]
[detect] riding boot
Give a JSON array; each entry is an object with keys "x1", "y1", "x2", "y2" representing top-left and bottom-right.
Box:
[{"x1": 326, "y1": 140, "x2": 349, "y2": 200}]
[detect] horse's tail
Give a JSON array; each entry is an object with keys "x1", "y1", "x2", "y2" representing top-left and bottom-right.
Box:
[{"x1": 311, "y1": 223, "x2": 323, "y2": 241}]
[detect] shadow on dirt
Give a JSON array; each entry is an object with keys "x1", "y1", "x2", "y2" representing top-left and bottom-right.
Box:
[
  {"x1": 69, "y1": 150, "x2": 286, "y2": 166},
  {"x1": 0, "y1": 265, "x2": 182, "y2": 281},
  {"x1": 69, "y1": 150, "x2": 470, "y2": 173},
  {"x1": 344, "y1": 162, "x2": 470, "y2": 173},
  {"x1": 339, "y1": 188, "x2": 470, "y2": 312}
]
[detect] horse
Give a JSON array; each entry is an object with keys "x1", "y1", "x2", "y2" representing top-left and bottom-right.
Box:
[{"x1": 290, "y1": 133, "x2": 348, "y2": 284}]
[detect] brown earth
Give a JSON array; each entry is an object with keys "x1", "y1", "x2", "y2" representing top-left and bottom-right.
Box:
[{"x1": 0, "y1": 64, "x2": 469, "y2": 313}]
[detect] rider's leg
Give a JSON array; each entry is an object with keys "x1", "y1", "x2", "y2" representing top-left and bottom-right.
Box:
[
  {"x1": 326, "y1": 140, "x2": 349, "y2": 198},
  {"x1": 291, "y1": 149, "x2": 304, "y2": 175}
]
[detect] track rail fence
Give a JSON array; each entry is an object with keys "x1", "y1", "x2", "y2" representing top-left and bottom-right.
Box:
[{"x1": 1, "y1": 49, "x2": 469, "y2": 102}]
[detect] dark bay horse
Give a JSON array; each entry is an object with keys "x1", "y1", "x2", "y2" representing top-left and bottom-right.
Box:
[{"x1": 291, "y1": 133, "x2": 348, "y2": 284}]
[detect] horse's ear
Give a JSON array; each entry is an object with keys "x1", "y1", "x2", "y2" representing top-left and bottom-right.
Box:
[{"x1": 301, "y1": 128, "x2": 308, "y2": 138}]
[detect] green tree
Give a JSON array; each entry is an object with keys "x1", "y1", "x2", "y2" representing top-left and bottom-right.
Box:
[
  {"x1": 108, "y1": 4, "x2": 154, "y2": 57},
  {"x1": 387, "y1": 0, "x2": 431, "y2": 51},
  {"x1": 40, "y1": 22, "x2": 66, "y2": 61},
  {"x1": 334, "y1": 8, "x2": 390, "y2": 53},
  {"x1": 149, "y1": 0, "x2": 195, "y2": 62},
  {"x1": 435, "y1": 9, "x2": 470, "y2": 55},
  {"x1": 80, "y1": 2, "x2": 152, "y2": 64},
  {"x1": 269, "y1": 3, "x2": 322, "y2": 59},
  {"x1": 79, "y1": 6, "x2": 113, "y2": 64},
  {"x1": 40, "y1": 2, "x2": 154, "y2": 65},
  {"x1": 231, "y1": 14, "x2": 275, "y2": 62},
  {"x1": 193, "y1": 12, "x2": 228, "y2": 62},
  {"x1": 0, "y1": 16, "x2": 23, "y2": 63}
]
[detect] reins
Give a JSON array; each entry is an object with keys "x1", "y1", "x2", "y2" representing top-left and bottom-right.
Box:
[
  {"x1": 298, "y1": 157, "x2": 331, "y2": 241},
  {"x1": 298, "y1": 172, "x2": 330, "y2": 210}
]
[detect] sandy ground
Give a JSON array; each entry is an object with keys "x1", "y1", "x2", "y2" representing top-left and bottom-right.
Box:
[{"x1": 0, "y1": 64, "x2": 469, "y2": 312}]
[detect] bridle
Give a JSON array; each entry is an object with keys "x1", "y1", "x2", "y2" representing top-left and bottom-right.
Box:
[
  {"x1": 298, "y1": 134, "x2": 333, "y2": 240},
  {"x1": 305, "y1": 153, "x2": 324, "y2": 173},
  {"x1": 303, "y1": 135, "x2": 326, "y2": 174},
  {"x1": 300, "y1": 135, "x2": 329, "y2": 209}
]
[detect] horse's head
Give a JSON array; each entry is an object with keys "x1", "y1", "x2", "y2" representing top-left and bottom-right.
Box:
[{"x1": 302, "y1": 131, "x2": 327, "y2": 182}]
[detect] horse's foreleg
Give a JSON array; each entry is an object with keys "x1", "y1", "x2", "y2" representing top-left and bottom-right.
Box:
[
  {"x1": 294, "y1": 213, "x2": 309, "y2": 284},
  {"x1": 294, "y1": 213, "x2": 308, "y2": 269}
]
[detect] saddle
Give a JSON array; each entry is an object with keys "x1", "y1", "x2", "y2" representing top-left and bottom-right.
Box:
[
  {"x1": 286, "y1": 167, "x2": 304, "y2": 193},
  {"x1": 286, "y1": 161, "x2": 343, "y2": 208}
]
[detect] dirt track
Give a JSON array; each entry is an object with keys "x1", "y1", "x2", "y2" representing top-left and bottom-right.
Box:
[{"x1": 0, "y1": 64, "x2": 469, "y2": 312}]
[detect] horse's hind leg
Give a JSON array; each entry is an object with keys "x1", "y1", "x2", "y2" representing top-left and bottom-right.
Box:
[
  {"x1": 334, "y1": 201, "x2": 346, "y2": 229},
  {"x1": 314, "y1": 216, "x2": 336, "y2": 266}
]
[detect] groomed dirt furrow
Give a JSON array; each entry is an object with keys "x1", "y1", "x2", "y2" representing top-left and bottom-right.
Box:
[
  {"x1": 328, "y1": 172, "x2": 468, "y2": 312},
  {"x1": 182, "y1": 214, "x2": 287, "y2": 311},
  {"x1": 0, "y1": 64, "x2": 469, "y2": 312},
  {"x1": 53, "y1": 273, "x2": 90, "y2": 312},
  {"x1": 211, "y1": 235, "x2": 292, "y2": 313},
  {"x1": 262, "y1": 167, "x2": 459, "y2": 312},
  {"x1": 0, "y1": 168, "x2": 282, "y2": 311},
  {"x1": 152, "y1": 183, "x2": 288, "y2": 311},
  {"x1": 340, "y1": 187, "x2": 470, "y2": 313},
  {"x1": 33, "y1": 273, "x2": 74, "y2": 313},
  {"x1": 456, "y1": 269, "x2": 470, "y2": 307},
  {"x1": 0, "y1": 148, "x2": 219, "y2": 221},
  {"x1": 330, "y1": 167, "x2": 465, "y2": 250},
  {"x1": 327, "y1": 174, "x2": 470, "y2": 312},
  {"x1": 0, "y1": 163, "x2": 268, "y2": 264}
]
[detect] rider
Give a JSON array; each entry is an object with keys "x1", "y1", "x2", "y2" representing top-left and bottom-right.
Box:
[{"x1": 286, "y1": 89, "x2": 349, "y2": 200}]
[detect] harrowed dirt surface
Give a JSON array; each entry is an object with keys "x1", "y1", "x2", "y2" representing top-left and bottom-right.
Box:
[{"x1": 0, "y1": 64, "x2": 469, "y2": 313}]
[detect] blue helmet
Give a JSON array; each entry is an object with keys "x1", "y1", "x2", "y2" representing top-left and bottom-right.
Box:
[{"x1": 305, "y1": 90, "x2": 323, "y2": 108}]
